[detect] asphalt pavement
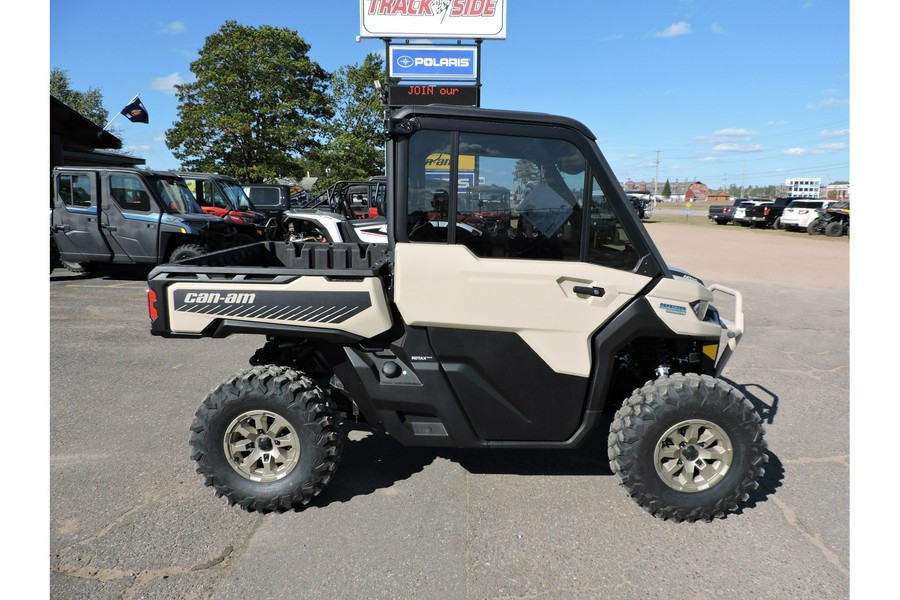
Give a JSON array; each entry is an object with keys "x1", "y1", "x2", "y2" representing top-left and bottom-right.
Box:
[{"x1": 48, "y1": 222, "x2": 850, "y2": 599}]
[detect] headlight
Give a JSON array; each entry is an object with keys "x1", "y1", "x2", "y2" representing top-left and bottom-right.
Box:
[{"x1": 690, "y1": 299, "x2": 709, "y2": 321}]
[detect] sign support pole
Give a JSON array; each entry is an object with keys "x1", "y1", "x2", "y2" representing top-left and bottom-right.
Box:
[{"x1": 475, "y1": 39, "x2": 482, "y2": 107}]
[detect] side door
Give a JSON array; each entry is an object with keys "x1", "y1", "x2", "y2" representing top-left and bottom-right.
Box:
[
  {"x1": 185, "y1": 177, "x2": 231, "y2": 218},
  {"x1": 392, "y1": 124, "x2": 660, "y2": 442},
  {"x1": 101, "y1": 172, "x2": 162, "y2": 263},
  {"x1": 52, "y1": 170, "x2": 111, "y2": 263}
]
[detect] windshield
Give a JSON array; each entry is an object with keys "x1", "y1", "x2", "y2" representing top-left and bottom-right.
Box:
[
  {"x1": 787, "y1": 200, "x2": 822, "y2": 209},
  {"x1": 220, "y1": 180, "x2": 255, "y2": 212},
  {"x1": 148, "y1": 176, "x2": 204, "y2": 214}
]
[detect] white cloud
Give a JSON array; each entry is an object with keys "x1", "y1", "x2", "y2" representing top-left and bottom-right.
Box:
[
  {"x1": 124, "y1": 145, "x2": 152, "y2": 153},
  {"x1": 711, "y1": 22, "x2": 725, "y2": 35},
  {"x1": 805, "y1": 97, "x2": 849, "y2": 110},
  {"x1": 655, "y1": 22, "x2": 691, "y2": 38},
  {"x1": 783, "y1": 142, "x2": 847, "y2": 156},
  {"x1": 160, "y1": 21, "x2": 186, "y2": 34},
  {"x1": 696, "y1": 128, "x2": 757, "y2": 143},
  {"x1": 820, "y1": 128, "x2": 850, "y2": 137},
  {"x1": 712, "y1": 143, "x2": 763, "y2": 153},
  {"x1": 150, "y1": 72, "x2": 185, "y2": 95},
  {"x1": 713, "y1": 128, "x2": 756, "y2": 138}
]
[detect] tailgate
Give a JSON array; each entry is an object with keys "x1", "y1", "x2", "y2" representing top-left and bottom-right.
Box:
[{"x1": 147, "y1": 242, "x2": 393, "y2": 342}]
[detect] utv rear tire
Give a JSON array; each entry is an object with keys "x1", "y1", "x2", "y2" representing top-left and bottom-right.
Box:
[
  {"x1": 825, "y1": 221, "x2": 843, "y2": 237},
  {"x1": 169, "y1": 244, "x2": 207, "y2": 262},
  {"x1": 189, "y1": 366, "x2": 343, "y2": 512},
  {"x1": 774, "y1": 217, "x2": 783, "y2": 230},
  {"x1": 608, "y1": 373, "x2": 766, "y2": 522}
]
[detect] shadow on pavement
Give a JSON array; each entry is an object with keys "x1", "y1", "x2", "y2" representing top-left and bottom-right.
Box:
[
  {"x1": 51, "y1": 264, "x2": 155, "y2": 282},
  {"x1": 314, "y1": 411, "x2": 781, "y2": 520}
]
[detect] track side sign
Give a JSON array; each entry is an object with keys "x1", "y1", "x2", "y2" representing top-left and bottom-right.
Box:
[
  {"x1": 389, "y1": 45, "x2": 478, "y2": 79},
  {"x1": 360, "y1": 0, "x2": 507, "y2": 39}
]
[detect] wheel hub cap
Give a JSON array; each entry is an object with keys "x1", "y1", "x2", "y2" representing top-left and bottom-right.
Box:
[
  {"x1": 654, "y1": 419, "x2": 734, "y2": 493},
  {"x1": 223, "y1": 410, "x2": 300, "y2": 482}
]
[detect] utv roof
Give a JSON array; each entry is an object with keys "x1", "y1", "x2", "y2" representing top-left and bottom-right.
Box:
[
  {"x1": 173, "y1": 172, "x2": 241, "y2": 182},
  {"x1": 53, "y1": 165, "x2": 184, "y2": 178},
  {"x1": 389, "y1": 105, "x2": 597, "y2": 141}
]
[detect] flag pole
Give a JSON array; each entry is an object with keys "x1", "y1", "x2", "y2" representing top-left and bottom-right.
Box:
[{"x1": 102, "y1": 92, "x2": 140, "y2": 131}]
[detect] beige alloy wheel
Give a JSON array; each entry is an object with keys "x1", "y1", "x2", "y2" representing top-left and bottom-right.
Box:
[
  {"x1": 654, "y1": 419, "x2": 734, "y2": 493},
  {"x1": 223, "y1": 410, "x2": 300, "y2": 482}
]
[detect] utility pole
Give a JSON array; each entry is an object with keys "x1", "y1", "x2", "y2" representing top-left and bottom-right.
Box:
[{"x1": 653, "y1": 150, "x2": 661, "y2": 200}]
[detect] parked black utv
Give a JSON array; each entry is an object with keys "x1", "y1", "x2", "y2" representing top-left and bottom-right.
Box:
[{"x1": 807, "y1": 200, "x2": 849, "y2": 237}]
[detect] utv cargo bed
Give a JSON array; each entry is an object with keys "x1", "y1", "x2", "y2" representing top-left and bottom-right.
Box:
[{"x1": 147, "y1": 242, "x2": 393, "y2": 341}]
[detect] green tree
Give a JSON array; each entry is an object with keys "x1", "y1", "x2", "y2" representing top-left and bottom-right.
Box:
[
  {"x1": 513, "y1": 159, "x2": 541, "y2": 187},
  {"x1": 662, "y1": 179, "x2": 671, "y2": 199},
  {"x1": 165, "y1": 21, "x2": 332, "y2": 182},
  {"x1": 306, "y1": 53, "x2": 387, "y2": 186},
  {"x1": 50, "y1": 67, "x2": 108, "y2": 127}
]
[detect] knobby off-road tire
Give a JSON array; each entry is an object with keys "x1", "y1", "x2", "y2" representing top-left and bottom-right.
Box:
[
  {"x1": 807, "y1": 219, "x2": 820, "y2": 235},
  {"x1": 608, "y1": 373, "x2": 767, "y2": 522},
  {"x1": 169, "y1": 243, "x2": 207, "y2": 263},
  {"x1": 189, "y1": 365, "x2": 343, "y2": 512},
  {"x1": 825, "y1": 221, "x2": 844, "y2": 237}
]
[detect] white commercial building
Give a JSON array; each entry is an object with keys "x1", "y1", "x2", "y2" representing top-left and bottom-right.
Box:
[{"x1": 785, "y1": 178, "x2": 822, "y2": 198}]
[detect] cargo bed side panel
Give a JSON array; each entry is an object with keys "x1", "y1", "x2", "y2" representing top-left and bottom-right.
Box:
[{"x1": 161, "y1": 275, "x2": 393, "y2": 339}]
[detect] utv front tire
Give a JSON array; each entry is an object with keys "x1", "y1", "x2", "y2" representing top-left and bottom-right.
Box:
[
  {"x1": 169, "y1": 243, "x2": 207, "y2": 263},
  {"x1": 608, "y1": 374, "x2": 766, "y2": 522},
  {"x1": 807, "y1": 219, "x2": 820, "y2": 235},
  {"x1": 190, "y1": 366, "x2": 343, "y2": 512}
]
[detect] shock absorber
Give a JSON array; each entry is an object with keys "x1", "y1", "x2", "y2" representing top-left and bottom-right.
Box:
[{"x1": 249, "y1": 339, "x2": 283, "y2": 366}]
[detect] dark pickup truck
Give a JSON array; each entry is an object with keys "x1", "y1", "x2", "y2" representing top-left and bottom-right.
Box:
[
  {"x1": 745, "y1": 196, "x2": 816, "y2": 229},
  {"x1": 707, "y1": 198, "x2": 750, "y2": 225}
]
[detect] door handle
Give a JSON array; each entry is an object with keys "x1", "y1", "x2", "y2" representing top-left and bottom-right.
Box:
[
  {"x1": 573, "y1": 285, "x2": 605, "y2": 297},
  {"x1": 101, "y1": 224, "x2": 117, "y2": 231},
  {"x1": 53, "y1": 224, "x2": 71, "y2": 233}
]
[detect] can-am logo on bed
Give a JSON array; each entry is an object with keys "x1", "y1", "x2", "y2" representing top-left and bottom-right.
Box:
[{"x1": 174, "y1": 290, "x2": 372, "y2": 324}]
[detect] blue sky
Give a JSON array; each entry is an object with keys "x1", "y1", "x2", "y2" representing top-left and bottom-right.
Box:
[{"x1": 47, "y1": 0, "x2": 849, "y2": 188}]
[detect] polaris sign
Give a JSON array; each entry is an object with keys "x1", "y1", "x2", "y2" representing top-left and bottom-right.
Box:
[{"x1": 389, "y1": 45, "x2": 478, "y2": 79}]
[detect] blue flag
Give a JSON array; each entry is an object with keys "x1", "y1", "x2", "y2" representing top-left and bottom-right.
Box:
[{"x1": 120, "y1": 97, "x2": 149, "y2": 124}]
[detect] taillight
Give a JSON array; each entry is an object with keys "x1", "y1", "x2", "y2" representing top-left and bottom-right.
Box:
[
  {"x1": 764, "y1": 207, "x2": 770, "y2": 216},
  {"x1": 147, "y1": 289, "x2": 158, "y2": 321}
]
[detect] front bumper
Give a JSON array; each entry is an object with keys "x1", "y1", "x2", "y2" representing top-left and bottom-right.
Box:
[{"x1": 707, "y1": 283, "x2": 744, "y2": 375}]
